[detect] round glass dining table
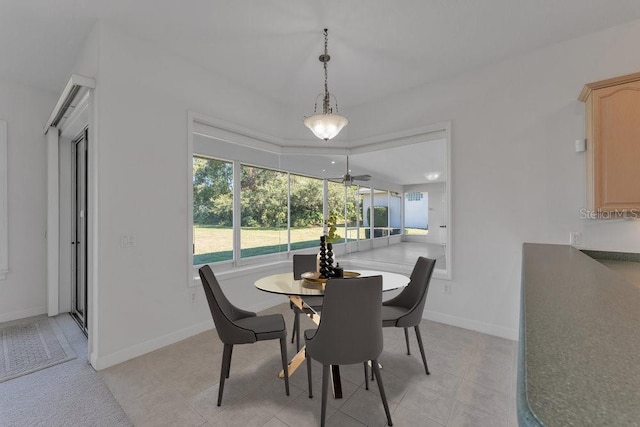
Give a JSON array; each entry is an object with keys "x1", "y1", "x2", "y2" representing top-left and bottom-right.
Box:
[
  {"x1": 255, "y1": 269, "x2": 409, "y2": 399},
  {"x1": 254, "y1": 269, "x2": 409, "y2": 296}
]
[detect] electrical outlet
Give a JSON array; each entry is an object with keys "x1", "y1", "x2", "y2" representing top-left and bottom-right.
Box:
[
  {"x1": 443, "y1": 283, "x2": 452, "y2": 294},
  {"x1": 120, "y1": 234, "x2": 136, "y2": 247},
  {"x1": 570, "y1": 232, "x2": 583, "y2": 246}
]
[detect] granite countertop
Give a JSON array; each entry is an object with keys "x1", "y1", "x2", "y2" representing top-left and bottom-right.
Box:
[
  {"x1": 518, "y1": 244, "x2": 640, "y2": 426},
  {"x1": 582, "y1": 249, "x2": 640, "y2": 287}
]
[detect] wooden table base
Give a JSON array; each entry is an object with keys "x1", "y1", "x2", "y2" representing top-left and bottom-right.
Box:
[{"x1": 278, "y1": 296, "x2": 343, "y2": 398}]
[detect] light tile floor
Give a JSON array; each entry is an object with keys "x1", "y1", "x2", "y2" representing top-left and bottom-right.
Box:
[
  {"x1": 343, "y1": 242, "x2": 447, "y2": 271},
  {"x1": 100, "y1": 303, "x2": 518, "y2": 427}
]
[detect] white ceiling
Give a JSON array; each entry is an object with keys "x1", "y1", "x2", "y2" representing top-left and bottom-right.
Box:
[
  {"x1": 2, "y1": 0, "x2": 640, "y2": 186},
  {"x1": 279, "y1": 138, "x2": 446, "y2": 186},
  {"x1": 3, "y1": 0, "x2": 640, "y2": 106}
]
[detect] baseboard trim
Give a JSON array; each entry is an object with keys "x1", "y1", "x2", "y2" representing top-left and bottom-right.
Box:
[
  {"x1": 91, "y1": 299, "x2": 518, "y2": 370},
  {"x1": 0, "y1": 306, "x2": 47, "y2": 323},
  {"x1": 93, "y1": 318, "x2": 214, "y2": 370},
  {"x1": 92, "y1": 295, "x2": 286, "y2": 370},
  {"x1": 424, "y1": 309, "x2": 518, "y2": 341}
]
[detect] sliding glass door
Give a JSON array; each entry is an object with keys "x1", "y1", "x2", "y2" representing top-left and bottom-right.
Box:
[{"x1": 71, "y1": 129, "x2": 88, "y2": 334}]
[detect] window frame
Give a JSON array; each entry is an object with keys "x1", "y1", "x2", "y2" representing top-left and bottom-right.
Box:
[
  {"x1": 188, "y1": 113, "x2": 452, "y2": 284},
  {"x1": 192, "y1": 155, "x2": 235, "y2": 265},
  {"x1": 239, "y1": 163, "x2": 289, "y2": 259},
  {"x1": 192, "y1": 153, "x2": 363, "y2": 271}
]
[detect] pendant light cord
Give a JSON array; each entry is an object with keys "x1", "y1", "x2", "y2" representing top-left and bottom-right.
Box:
[{"x1": 323, "y1": 28, "x2": 330, "y2": 114}]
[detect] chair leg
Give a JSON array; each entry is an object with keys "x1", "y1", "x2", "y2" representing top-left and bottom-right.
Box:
[
  {"x1": 279, "y1": 337, "x2": 290, "y2": 396},
  {"x1": 404, "y1": 327, "x2": 411, "y2": 355},
  {"x1": 217, "y1": 344, "x2": 233, "y2": 406},
  {"x1": 291, "y1": 311, "x2": 298, "y2": 344},
  {"x1": 321, "y1": 365, "x2": 330, "y2": 427},
  {"x1": 295, "y1": 316, "x2": 301, "y2": 352},
  {"x1": 372, "y1": 359, "x2": 393, "y2": 426},
  {"x1": 306, "y1": 350, "x2": 313, "y2": 398},
  {"x1": 414, "y1": 325, "x2": 430, "y2": 375},
  {"x1": 363, "y1": 362, "x2": 369, "y2": 390},
  {"x1": 226, "y1": 345, "x2": 233, "y2": 378}
]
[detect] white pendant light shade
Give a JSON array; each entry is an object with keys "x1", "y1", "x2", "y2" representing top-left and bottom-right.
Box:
[
  {"x1": 304, "y1": 113, "x2": 349, "y2": 141},
  {"x1": 304, "y1": 29, "x2": 348, "y2": 142}
]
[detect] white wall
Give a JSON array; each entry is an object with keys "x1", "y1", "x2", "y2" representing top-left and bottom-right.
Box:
[
  {"x1": 349, "y1": 19, "x2": 640, "y2": 338},
  {"x1": 0, "y1": 82, "x2": 57, "y2": 322},
  {"x1": 90, "y1": 24, "x2": 290, "y2": 368},
  {"x1": 404, "y1": 192, "x2": 428, "y2": 229},
  {"x1": 81, "y1": 17, "x2": 640, "y2": 368}
]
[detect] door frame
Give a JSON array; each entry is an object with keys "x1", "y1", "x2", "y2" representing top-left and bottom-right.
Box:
[
  {"x1": 70, "y1": 128, "x2": 88, "y2": 334},
  {"x1": 46, "y1": 85, "x2": 98, "y2": 365}
]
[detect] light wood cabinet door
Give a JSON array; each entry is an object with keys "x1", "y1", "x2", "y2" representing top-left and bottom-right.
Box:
[{"x1": 581, "y1": 73, "x2": 640, "y2": 214}]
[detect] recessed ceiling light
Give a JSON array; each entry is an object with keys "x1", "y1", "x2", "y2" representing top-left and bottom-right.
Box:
[
  {"x1": 331, "y1": 161, "x2": 336, "y2": 164},
  {"x1": 425, "y1": 172, "x2": 440, "y2": 181}
]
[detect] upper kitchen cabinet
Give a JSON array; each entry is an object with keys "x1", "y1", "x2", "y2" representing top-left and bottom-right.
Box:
[{"x1": 579, "y1": 72, "x2": 640, "y2": 215}]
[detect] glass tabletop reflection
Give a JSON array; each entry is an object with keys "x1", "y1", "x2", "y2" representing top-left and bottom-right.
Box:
[{"x1": 254, "y1": 270, "x2": 409, "y2": 296}]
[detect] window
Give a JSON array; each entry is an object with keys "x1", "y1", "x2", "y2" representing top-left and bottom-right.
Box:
[
  {"x1": 192, "y1": 156, "x2": 234, "y2": 263},
  {"x1": 359, "y1": 186, "x2": 372, "y2": 239},
  {"x1": 190, "y1": 118, "x2": 452, "y2": 281},
  {"x1": 406, "y1": 192, "x2": 423, "y2": 202},
  {"x1": 372, "y1": 189, "x2": 389, "y2": 238},
  {"x1": 289, "y1": 174, "x2": 324, "y2": 250},
  {"x1": 345, "y1": 185, "x2": 361, "y2": 241},
  {"x1": 327, "y1": 180, "x2": 346, "y2": 243},
  {"x1": 240, "y1": 165, "x2": 288, "y2": 258}
]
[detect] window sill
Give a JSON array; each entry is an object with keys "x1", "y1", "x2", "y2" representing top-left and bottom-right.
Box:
[{"x1": 190, "y1": 259, "x2": 289, "y2": 287}]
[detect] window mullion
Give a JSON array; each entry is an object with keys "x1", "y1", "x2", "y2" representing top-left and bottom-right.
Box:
[
  {"x1": 287, "y1": 172, "x2": 291, "y2": 253},
  {"x1": 322, "y1": 179, "x2": 328, "y2": 235},
  {"x1": 369, "y1": 187, "x2": 374, "y2": 239},
  {"x1": 232, "y1": 160, "x2": 241, "y2": 264}
]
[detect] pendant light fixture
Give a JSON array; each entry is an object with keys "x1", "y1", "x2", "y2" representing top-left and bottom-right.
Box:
[{"x1": 304, "y1": 29, "x2": 348, "y2": 141}]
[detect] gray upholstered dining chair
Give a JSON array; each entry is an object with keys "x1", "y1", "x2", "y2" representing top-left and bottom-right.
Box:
[
  {"x1": 381, "y1": 256, "x2": 436, "y2": 375},
  {"x1": 305, "y1": 276, "x2": 393, "y2": 427},
  {"x1": 290, "y1": 254, "x2": 323, "y2": 351},
  {"x1": 199, "y1": 265, "x2": 290, "y2": 406}
]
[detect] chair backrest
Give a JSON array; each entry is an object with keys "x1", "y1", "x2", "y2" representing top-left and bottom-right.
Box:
[
  {"x1": 387, "y1": 257, "x2": 436, "y2": 327},
  {"x1": 199, "y1": 265, "x2": 256, "y2": 344},
  {"x1": 293, "y1": 254, "x2": 318, "y2": 279},
  {"x1": 306, "y1": 276, "x2": 383, "y2": 365}
]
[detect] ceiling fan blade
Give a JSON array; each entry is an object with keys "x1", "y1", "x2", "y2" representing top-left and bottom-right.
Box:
[{"x1": 332, "y1": 155, "x2": 372, "y2": 184}]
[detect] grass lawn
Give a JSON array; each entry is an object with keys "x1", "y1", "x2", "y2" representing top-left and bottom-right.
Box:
[
  {"x1": 405, "y1": 227, "x2": 428, "y2": 235},
  {"x1": 194, "y1": 225, "x2": 345, "y2": 264},
  {"x1": 193, "y1": 224, "x2": 405, "y2": 264}
]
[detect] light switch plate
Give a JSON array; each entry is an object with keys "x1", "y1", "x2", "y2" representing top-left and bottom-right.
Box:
[{"x1": 570, "y1": 232, "x2": 583, "y2": 246}]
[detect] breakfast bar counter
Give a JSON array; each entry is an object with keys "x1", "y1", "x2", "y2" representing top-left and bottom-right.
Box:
[{"x1": 518, "y1": 243, "x2": 640, "y2": 426}]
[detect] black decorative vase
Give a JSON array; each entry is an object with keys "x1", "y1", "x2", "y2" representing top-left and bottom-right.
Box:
[
  {"x1": 319, "y1": 235, "x2": 328, "y2": 278},
  {"x1": 326, "y1": 243, "x2": 334, "y2": 277}
]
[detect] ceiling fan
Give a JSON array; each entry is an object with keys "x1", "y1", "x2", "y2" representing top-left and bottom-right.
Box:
[{"x1": 330, "y1": 155, "x2": 371, "y2": 185}]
